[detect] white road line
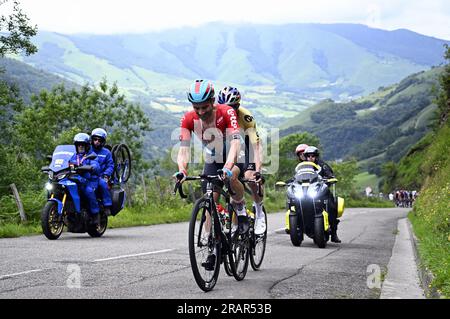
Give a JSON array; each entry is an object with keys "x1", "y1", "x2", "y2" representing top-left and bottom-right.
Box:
[
  {"x1": 93, "y1": 249, "x2": 174, "y2": 262},
  {"x1": 0, "y1": 269, "x2": 44, "y2": 280}
]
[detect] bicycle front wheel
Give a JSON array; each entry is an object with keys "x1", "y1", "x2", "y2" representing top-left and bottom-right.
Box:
[
  {"x1": 223, "y1": 255, "x2": 233, "y2": 277},
  {"x1": 188, "y1": 199, "x2": 221, "y2": 292}
]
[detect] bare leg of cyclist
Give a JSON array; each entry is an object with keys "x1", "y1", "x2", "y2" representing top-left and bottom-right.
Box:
[
  {"x1": 203, "y1": 190, "x2": 222, "y2": 239},
  {"x1": 245, "y1": 170, "x2": 266, "y2": 235},
  {"x1": 230, "y1": 166, "x2": 249, "y2": 234},
  {"x1": 201, "y1": 191, "x2": 221, "y2": 271},
  {"x1": 244, "y1": 170, "x2": 263, "y2": 213}
]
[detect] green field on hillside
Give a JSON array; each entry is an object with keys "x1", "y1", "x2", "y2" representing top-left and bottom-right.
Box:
[{"x1": 354, "y1": 171, "x2": 380, "y2": 193}]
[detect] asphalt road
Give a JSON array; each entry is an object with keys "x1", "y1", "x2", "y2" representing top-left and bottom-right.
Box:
[{"x1": 0, "y1": 208, "x2": 410, "y2": 299}]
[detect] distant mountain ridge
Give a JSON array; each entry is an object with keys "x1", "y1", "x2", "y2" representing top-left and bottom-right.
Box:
[
  {"x1": 4, "y1": 23, "x2": 449, "y2": 162},
  {"x1": 0, "y1": 57, "x2": 178, "y2": 160},
  {"x1": 12, "y1": 22, "x2": 450, "y2": 124},
  {"x1": 312, "y1": 24, "x2": 447, "y2": 65},
  {"x1": 0, "y1": 58, "x2": 78, "y2": 102},
  {"x1": 280, "y1": 66, "x2": 442, "y2": 173}
]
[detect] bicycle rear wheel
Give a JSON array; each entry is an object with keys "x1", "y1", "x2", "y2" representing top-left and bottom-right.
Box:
[
  {"x1": 250, "y1": 205, "x2": 267, "y2": 270},
  {"x1": 189, "y1": 199, "x2": 221, "y2": 292},
  {"x1": 230, "y1": 211, "x2": 250, "y2": 281}
]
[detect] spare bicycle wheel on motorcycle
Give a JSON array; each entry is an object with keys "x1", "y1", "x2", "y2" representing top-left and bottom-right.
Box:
[{"x1": 112, "y1": 143, "x2": 132, "y2": 183}]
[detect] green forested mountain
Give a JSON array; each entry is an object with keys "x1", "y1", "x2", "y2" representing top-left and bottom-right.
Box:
[
  {"x1": 280, "y1": 67, "x2": 442, "y2": 172},
  {"x1": 0, "y1": 58, "x2": 78, "y2": 102},
  {"x1": 0, "y1": 57, "x2": 179, "y2": 159},
  {"x1": 10, "y1": 23, "x2": 450, "y2": 126},
  {"x1": 4, "y1": 22, "x2": 449, "y2": 161}
]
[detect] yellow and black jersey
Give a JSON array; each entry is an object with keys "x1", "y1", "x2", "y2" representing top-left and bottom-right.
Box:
[{"x1": 237, "y1": 106, "x2": 260, "y2": 145}]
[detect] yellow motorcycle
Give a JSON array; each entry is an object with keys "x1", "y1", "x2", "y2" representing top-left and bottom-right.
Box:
[{"x1": 277, "y1": 162, "x2": 344, "y2": 248}]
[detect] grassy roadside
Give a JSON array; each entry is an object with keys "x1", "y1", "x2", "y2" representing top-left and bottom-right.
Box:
[
  {"x1": 407, "y1": 152, "x2": 450, "y2": 298},
  {"x1": 108, "y1": 205, "x2": 191, "y2": 229},
  {"x1": 409, "y1": 211, "x2": 449, "y2": 298},
  {"x1": 401, "y1": 120, "x2": 450, "y2": 298},
  {"x1": 354, "y1": 171, "x2": 380, "y2": 194},
  {"x1": 0, "y1": 202, "x2": 194, "y2": 238},
  {"x1": 0, "y1": 222, "x2": 42, "y2": 238},
  {"x1": 346, "y1": 196, "x2": 394, "y2": 208}
]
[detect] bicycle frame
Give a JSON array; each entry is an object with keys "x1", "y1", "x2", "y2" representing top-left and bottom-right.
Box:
[
  {"x1": 177, "y1": 175, "x2": 235, "y2": 257},
  {"x1": 175, "y1": 171, "x2": 259, "y2": 290}
]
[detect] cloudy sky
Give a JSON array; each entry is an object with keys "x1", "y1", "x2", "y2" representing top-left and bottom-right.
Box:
[{"x1": 6, "y1": 0, "x2": 450, "y2": 40}]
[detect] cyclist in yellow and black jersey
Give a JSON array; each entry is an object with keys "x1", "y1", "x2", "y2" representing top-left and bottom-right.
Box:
[{"x1": 218, "y1": 86, "x2": 265, "y2": 235}]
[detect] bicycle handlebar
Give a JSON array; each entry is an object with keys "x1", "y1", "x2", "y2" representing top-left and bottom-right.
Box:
[{"x1": 173, "y1": 170, "x2": 237, "y2": 198}]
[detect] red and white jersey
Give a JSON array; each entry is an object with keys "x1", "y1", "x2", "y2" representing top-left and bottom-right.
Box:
[{"x1": 179, "y1": 104, "x2": 241, "y2": 147}]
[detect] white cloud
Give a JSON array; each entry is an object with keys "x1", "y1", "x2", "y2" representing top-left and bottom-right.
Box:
[{"x1": 14, "y1": 0, "x2": 450, "y2": 39}]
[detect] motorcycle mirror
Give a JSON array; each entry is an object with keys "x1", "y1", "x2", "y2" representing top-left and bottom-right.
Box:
[
  {"x1": 326, "y1": 178, "x2": 338, "y2": 184},
  {"x1": 41, "y1": 166, "x2": 50, "y2": 172}
]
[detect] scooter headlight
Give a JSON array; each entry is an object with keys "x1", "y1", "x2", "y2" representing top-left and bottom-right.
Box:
[
  {"x1": 48, "y1": 171, "x2": 54, "y2": 180},
  {"x1": 293, "y1": 186, "x2": 304, "y2": 199},
  {"x1": 307, "y1": 188, "x2": 318, "y2": 198},
  {"x1": 45, "y1": 182, "x2": 53, "y2": 191}
]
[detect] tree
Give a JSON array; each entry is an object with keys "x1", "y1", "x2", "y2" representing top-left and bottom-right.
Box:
[
  {"x1": 432, "y1": 44, "x2": 450, "y2": 127},
  {"x1": 380, "y1": 161, "x2": 397, "y2": 194},
  {"x1": 275, "y1": 132, "x2": 320, "y2": 181},
  {"x1": 331, "y1": 160, "x2": 358, "y2": 197},
  {"x1": 0, "y1": 80, "x2": 24, "y2": 142},
  {"x1": 0, "y1": 0, "x2": 38, "y2": 57},
  {"x1": 0, "y1": 78, "x2": 29, "y2": 196},
  {"x1": 8, "y1": 80, "x2": 151, "y2": 191}
]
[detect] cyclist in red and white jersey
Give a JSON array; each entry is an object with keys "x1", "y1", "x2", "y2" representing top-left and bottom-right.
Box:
[{"x1": 175, "y1": 80, "x2": 250, "y2": 236}]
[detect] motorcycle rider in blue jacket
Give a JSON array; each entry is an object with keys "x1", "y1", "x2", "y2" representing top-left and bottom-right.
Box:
[
  {"x1": 69, "y1": 133, "x2": 101, "y2": 224},
  {"x1": 91, "y1": 128, "x2": 114, "y2": 216}
]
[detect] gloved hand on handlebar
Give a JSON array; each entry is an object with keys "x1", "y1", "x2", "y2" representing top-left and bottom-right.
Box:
[
  {"x1": 254, "y1": 172, "x2": 265, "y2": 184},
  {"x1": 173, "y1": 169, "x2": 187, "y2": 182},
  {"x1": 222, "y1": 167, "x2": 233, "y2": 180}
]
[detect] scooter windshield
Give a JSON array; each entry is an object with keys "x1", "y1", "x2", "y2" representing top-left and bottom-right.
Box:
[
  {"x1": 294, "y1": 162, "x2": 319, "y2": 183},
  {"x1": 50, "y1": 145, "x2": 76, "y2": 172}
]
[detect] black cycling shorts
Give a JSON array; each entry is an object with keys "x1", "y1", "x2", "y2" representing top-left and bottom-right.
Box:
[{"x1": 201, "y1": 162, "x2": 252, "y2": 194}]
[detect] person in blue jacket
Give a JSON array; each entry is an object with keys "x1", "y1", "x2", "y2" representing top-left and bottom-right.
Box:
[
  {"x1": 69, "y1": 133, "x2": 101, "y2": 224},
  {"x1": 91, "y1": 128, "x2": 114, "y2": 216}
]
